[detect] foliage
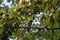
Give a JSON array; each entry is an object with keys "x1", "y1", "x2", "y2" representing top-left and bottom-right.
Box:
[{"x1": 0, "y1": 0, "x2": 60, "y2": 40}]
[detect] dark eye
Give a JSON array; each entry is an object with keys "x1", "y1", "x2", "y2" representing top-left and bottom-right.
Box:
[{"x1": 35, "y1": 20, "x2": 37, "y2": 22}]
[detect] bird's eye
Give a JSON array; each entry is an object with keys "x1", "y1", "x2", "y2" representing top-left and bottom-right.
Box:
[{"x1": 35, "y1": 20, "x2": 37, "y2": 22}]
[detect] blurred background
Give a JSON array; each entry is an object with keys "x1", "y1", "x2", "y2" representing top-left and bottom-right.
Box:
[{"x1": 0, "y1": 0, "x2": 60, "y2": 40}]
